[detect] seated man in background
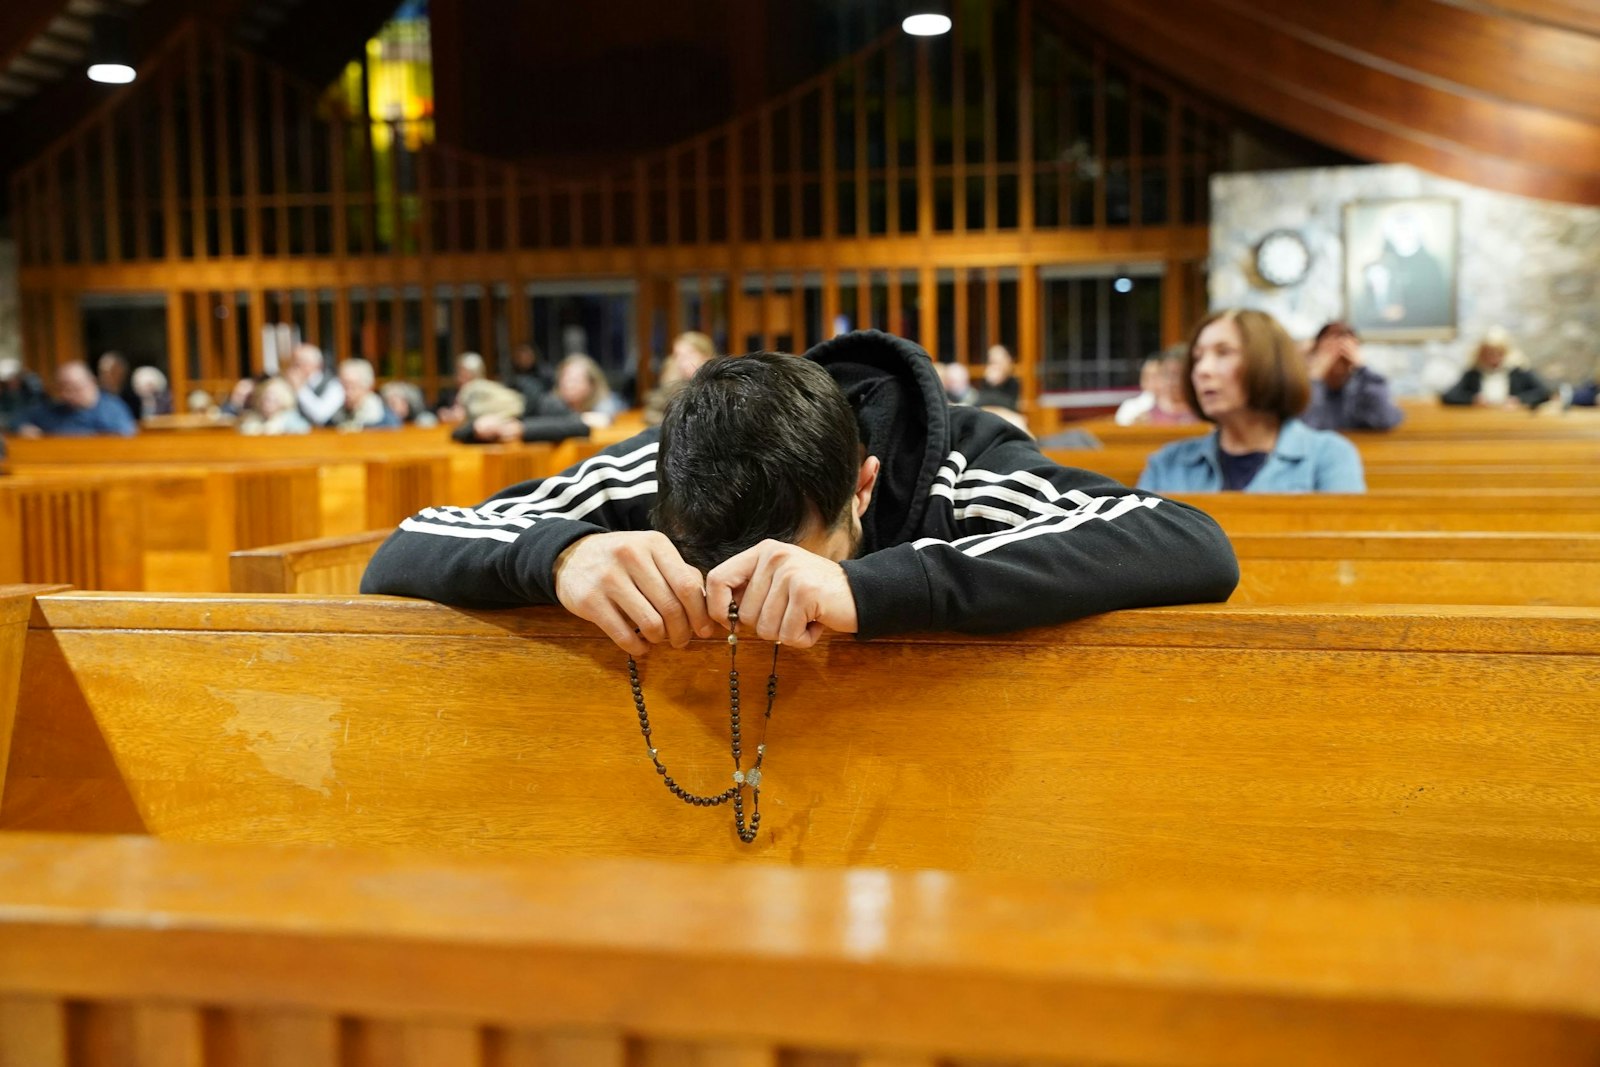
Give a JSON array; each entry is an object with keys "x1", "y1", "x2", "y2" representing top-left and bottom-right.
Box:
[
  {"x1": 129, "y1": 366, "x2": 174, "y2": 420},
  {"x1": 283, "y1": 344, "x2": 344, "y2": 427},
  {"x1": 96, "y1": 351, "x2": 139, "y2": 416},
  {"x1": 1301, "y1": 322, "x2": 1403, "y2": 432},
  {"x1": 331, "y1": 358, "x2": 401, "y2": 430},
  {"x1": 13, "y1": 361, "x2": 137, "y2": 438},
  {"x1": 509, "y1": 343, "x2": 554, "y2": 408},
  {"x1": 436, "y1": 352, "x2": 486, "y2": 424},
  {"x1": 364, "y1": 330, "x2": 1239, "y2": 654}
]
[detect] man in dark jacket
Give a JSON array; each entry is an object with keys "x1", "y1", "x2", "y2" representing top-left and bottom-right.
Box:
[{"x1": 362, "y1": 331, "x2": 1239, "y2": 653}]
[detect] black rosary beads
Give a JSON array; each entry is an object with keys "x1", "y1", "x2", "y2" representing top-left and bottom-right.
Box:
[{"x1": 627, "y1": 603, "x2": 778, "y2": 843}]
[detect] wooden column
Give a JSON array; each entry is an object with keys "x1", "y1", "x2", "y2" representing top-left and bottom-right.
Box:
[
  {"x1": 242, "y1": 53, "x2": 262, "y2": 258},
  {"x1": 635, "y1": 275, "x2": 655, "y2": 396},
  {"x1": 186, "y1": 31, "x2": 208, "y2": 262},
  {"x1": 165, "y1": 291, "x2": 189, "y2": 400},
  {"x1": 247, "y1": 288, "x2": 267, "y2": 375},
  {"x1": 954, "y1": 268, "x2": 970, "y2": 363},
  {"x1": 1018, "y1": 265, "x2": 1041, "y2": 421},
  {"x1": 1162, "y1": 260, "x2": 1187, "y2": 347},
  {"x1": 52, "y1": 293, "x2": 81, "y2": 369},
  {"x1": 333, "y1": 288, "x2": 352, "y2": 364},
  {"x1": 919, "y1": 266, "x2": 938, "y2": 357},
  {"x1": 1018, "y1": 0, "x2": 1035, "y2": 235},
  {"x1": 822, "y1": 268, "x2": 840, "y2": 340}
]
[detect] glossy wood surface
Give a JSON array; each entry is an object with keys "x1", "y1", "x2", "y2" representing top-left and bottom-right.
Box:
[
  {"x1": 3, "y1": 834, "x2": 1600, "y2": 1067},
  {"x1": 5, "y1": 594, "x2": 1599, "y2": 900},
  {"x1": 1231, "y1": 532, "x2": 1600, "y2": 606},
  {"x1": 1176, "y1": 490, "x2": 1600, "y2": 534}
]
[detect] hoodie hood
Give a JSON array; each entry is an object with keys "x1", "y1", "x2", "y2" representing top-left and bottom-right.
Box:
[{"x1": 803, "y1": 329, "x2": 951, "y2": 551}]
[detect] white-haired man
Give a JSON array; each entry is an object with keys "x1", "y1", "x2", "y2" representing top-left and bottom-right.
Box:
[
  {"x1": 331, "y1": 358, "x2": 399, "y2": 429},
  {"x1": 283, "y1": 344, "x2": 344, "y2": 428}
]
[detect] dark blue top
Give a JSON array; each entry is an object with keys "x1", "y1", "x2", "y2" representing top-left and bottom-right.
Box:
[
  {"x1": 1218, "y1": 450, "x2": 1269, "y2": 491},
  {"x1": 17, "y1": 394, "x2": 138, "y2": 436}
]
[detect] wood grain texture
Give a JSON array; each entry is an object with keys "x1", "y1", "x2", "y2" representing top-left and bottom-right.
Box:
[
  {"x1": 3, "y1": 835, "x2": 1600, "y2": 1065},
  {"x1": 0, "y1": 997, "x2": 67, "y2": 1067},
  {"x1": 6, "y1": 594, "x2": 1600, "y2": 900}
]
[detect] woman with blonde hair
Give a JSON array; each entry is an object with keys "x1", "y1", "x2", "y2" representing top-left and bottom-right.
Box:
[
  {"x1": 1137, "y1": 308, "x2": 1364, "y2": 493},
  {"x1": 555, "y1": 353, "x2": 625, "y2": 427},
  {"x1": 238, "y1": 377, "x2": 311, "y2": 436},
  {"x1": 1441, "y1": 327, "x2": 1553, "y2": 409}
]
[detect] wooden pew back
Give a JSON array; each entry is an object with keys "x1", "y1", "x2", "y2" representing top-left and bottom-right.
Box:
[
  {"x1": 1177, "y1": 490, "x2": 1600, "y2": 534},
  {"x1": 6, "y1": 591, "x2": 1600, "y2": 902},
  {"x1": 363, "y1": 455, "x2": 454, "y2": 528},
  {"x1": 1231, "y1": 532, "x2": 1600, "y2": 606},
  {"x1": 0, "y1": 478, "x2": 144, "y2": 590},
  {"x1": 230, "y1": 531, "x2": 387, "y2": 594},
  {"x1": 3, "y1": 833, "x2": 1598, "y2": 1067}
]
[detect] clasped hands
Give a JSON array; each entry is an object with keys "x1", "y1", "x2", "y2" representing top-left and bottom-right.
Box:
[{"x1": 554, "y1": 531, "x2": 857, "y2": 655}]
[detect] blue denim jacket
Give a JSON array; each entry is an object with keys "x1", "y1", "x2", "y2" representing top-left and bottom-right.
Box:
[{"x1": 1136, "y1": 418, "x2": 1366, "y2": 493}]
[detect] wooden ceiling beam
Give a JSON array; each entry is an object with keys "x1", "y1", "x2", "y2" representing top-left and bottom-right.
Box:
[
  {"x1": 1055, "y1": 0, "x2": 1600, "y2": 203},
  {"x1": 1436, "y1": 0, "x2": 1600, "y2": 38},
  {"x1": 1203, "y1": 0, "x2": 1600, "y2": 126}
]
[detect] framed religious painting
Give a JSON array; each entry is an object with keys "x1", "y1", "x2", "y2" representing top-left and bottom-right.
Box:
[{"x1": 1343, "y1": 197, "x2": 1458, "y2": 341}]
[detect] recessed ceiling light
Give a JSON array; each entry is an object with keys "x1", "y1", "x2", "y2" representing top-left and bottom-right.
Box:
[
  {"x1": 88, "y1": 63, "x2": 135, "y2": 84},
  {"x1": 902, "y1": 13, "x2": 952, "y2": 36}
]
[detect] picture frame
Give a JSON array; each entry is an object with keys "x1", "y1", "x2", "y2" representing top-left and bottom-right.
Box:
[{"x1": 1342, "y1": 197, "x2": 1458, "y2": 341}]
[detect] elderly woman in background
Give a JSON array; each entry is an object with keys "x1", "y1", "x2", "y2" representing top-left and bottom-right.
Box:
[
  {"x1": 129, "y1": 366, "x2": 174, "y2": 420},
  {"x1": 1137, "y1": 308, "x2": 1364, "y2": 493},
  {"x1": 1302, "y1": 322, "x2": 1403, "y2": 431},
  {"x1": 1441, "y1": 327, "x2": 1553, "y2": 410},
  {"x1": 239, "y1": 377, "x2": 311, "y2": 436}
]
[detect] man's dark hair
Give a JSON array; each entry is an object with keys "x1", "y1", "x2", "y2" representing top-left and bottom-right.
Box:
[{"x1": 653, "y1": 353, "x2": 860, "y2": 571}]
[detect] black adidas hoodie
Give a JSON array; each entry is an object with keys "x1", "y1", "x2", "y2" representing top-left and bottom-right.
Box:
[{"x1": 361, "y1": 331, "x2": 1239, "y2": 637}]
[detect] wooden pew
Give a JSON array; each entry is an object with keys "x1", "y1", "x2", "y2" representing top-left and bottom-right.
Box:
[
  {"x1": 2, "y1": 424, "x2": 464, "y2": 465},
  {"x1": 5, "y1": 589, "x2": 1600, "y2": 901},
  {"x1": 1231, "y1": 532, "x2": 1600, "y2": 606},
  {"x1": 230, "y1": 530, "x2": 387, "y2": 594},
  {"x1": 3, "y1": 833, "x2": 1599, "y2": 1067},
  {"x1": 1179, "y1": 490, "x2": 1600, "y2": 534},
  {"x1": 0, "y1": 477, "x2": 144, "y2": 590}
]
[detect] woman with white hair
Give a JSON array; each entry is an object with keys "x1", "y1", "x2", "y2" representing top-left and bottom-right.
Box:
[
  {"x1": 239, "y1": 377, "x2": 311, "y2": 435},
  {"x1": 1440, "y1": 327, "x2": 1553, "y2": 410},
  {"x1": 130, "y1": 365, "x2": 174, "y2": 420}
]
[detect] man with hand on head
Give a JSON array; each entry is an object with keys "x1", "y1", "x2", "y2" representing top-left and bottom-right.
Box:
[
  {"x1": 1301, "y1": 322, "x2": 1403, "y2": 432},
  {"x1": 362, "y1": 331, "x2": 1239, "y2": 652}
]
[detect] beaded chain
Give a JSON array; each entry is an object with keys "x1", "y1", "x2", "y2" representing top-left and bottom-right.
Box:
[{"x1": 627, "y1": 603, "x2": 779, "y2": 843}]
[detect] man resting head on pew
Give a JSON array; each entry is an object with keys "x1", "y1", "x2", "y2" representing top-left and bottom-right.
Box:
[{"x1": 362, "y1": 331, "x2": 1240, "y2": 652}]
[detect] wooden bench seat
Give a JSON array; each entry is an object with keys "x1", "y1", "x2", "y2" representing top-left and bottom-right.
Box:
[
  {"x1": 1230, "y1": 532, "x2": 1600, "y2": 606},
  {"x1": 5, "y1": 588, "x2": 1599, "y2": 901},
  {"x1": 2, "y1": 833, "x2": 1597, "y2": 1067}
]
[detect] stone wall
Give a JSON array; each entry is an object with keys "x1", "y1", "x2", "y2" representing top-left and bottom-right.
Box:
[
  {"x1": 1210, "y1": 164, "x2": 1600, "y2": 396},
  {"x1": 0, "y1": 240, "x2": 17, "y2": 367}
]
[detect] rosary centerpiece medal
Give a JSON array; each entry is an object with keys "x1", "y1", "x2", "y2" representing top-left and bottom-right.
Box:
[{"x1": 627, "y1": 603, "x2": 778, "y2": 843}]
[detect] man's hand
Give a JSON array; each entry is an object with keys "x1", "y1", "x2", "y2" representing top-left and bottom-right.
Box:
[
  {"x1": 554, "y1": 532, "x2": 714, "y2": 655},
  {"x1": 706, "y1": 540, "x2": 858, "y2": 648}
]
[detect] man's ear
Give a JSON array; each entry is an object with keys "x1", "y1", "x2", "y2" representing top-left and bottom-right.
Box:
[{"x1": 853, "y1": 456, "x2": 881, "y2": 520}]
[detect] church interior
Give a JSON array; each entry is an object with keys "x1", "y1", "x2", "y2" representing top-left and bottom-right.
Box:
[{"x1": 1, "y1": 0, "x2": 1599, "y2": 1062}]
